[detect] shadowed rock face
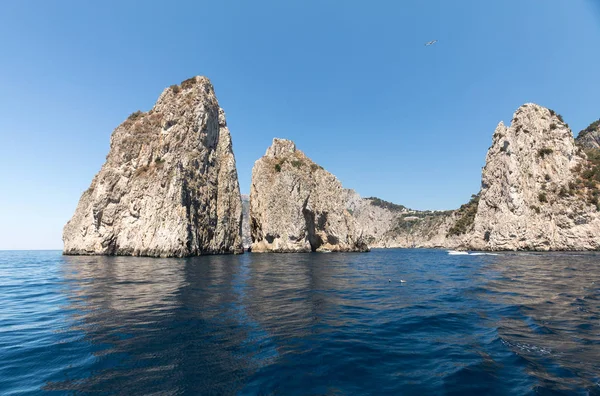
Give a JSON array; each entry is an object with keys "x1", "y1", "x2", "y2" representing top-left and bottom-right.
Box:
[
  {"x1": 63, "y1": 76, "x2": 243, "y2": 257},
  {"x1": 241, "y1": 194, "x2": 251, "y2": 248},
  {"x1": 468, "y1": 104, "x2": 600, "y2": 251},
  {"x1": 250, "y1": 139, "x2": 369, "y2": 253},
  {"x1": 576, "y1": 120, "x2": 600, "y2": 150}
]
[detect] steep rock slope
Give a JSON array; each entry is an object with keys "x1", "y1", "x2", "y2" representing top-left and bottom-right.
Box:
[
  {"x1": 241, "y1": 194, "x2": 251, "y2": 248},
  {"x1": 345, "y1": 106, "x2": 600, "y2": 251},
  {"x1": 468, "y1": 104, "x2": 600, "y2": 250},
  {"x1": 63, "y1": 76, "x2": 243, "y2": 257},
  {"x1": 343, "y1": 190, "x2": 465, "y2": 249},
  {"x1": 250, "y1": 139, "x2": 368, "y2": 252},
  {"x1": 576, "y1": 119, "x2": 600, "y2": 150}
]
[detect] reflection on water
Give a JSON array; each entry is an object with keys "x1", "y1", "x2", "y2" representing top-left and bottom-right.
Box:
[
  {"x1": 0, "y1": 250, "x2": 599, "y2": 394},
  {"x1": 64, "y1": 256, "x2": 186, "y2": 315},
  {"x1": 481, "y1": 253, "x2": 600, "y2": 393}
]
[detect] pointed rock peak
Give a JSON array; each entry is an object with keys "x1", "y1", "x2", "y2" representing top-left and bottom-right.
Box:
[
  {"x1": 63, "y1": 76, "x2": 243, "y2": 257},
  {"x1": 511, "y1": 103, "x2": 544, "y2": 122},
  {"x1": 156, "y1": 75, "x2": 215, "y2": 105},
  {"x1": 250, "y1": 139, "x2": 368, "y2": 253},
  {"x1": 516, "y1": 102, "x2": 543, "y2": 112},
  {"x1": 179, "y1": 75, "x2": 213, "y2": 90},
  {"x1": 504, "y1": 103, "x2": 574, "y2": 142},
  {"x1": 266, "y1": 138, "x2": 297, "y2": 158},
  {"x1": 494, "y1": 121, "x2": 507, "y2": 134}
]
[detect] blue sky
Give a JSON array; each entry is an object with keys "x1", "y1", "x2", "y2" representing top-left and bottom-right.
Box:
[{"x1": 1, "y1": 0, "x2": 599, "y2": 250}]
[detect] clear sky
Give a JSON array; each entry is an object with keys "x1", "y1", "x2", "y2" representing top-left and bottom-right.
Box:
[{"x1": 1, "y1": 0, "x2": 599, "y2": 250}]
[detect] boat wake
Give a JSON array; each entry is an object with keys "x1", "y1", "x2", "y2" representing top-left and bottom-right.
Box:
[{"x1": 448, "y1": 251, "x2": 499, "y2": 256}]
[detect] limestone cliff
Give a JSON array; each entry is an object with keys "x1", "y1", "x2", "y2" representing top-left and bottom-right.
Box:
[
  {"x1": 468, "y1": 104, "x2": 600, "y2": 250},
  {"x1": 576, "y1": 119, "x2": 600, "y2": 150},
  {"x1": 250, "y1": 139, "x2": 369, "y2": 253},
  {"x1": 343, "y1": 191, "x2": 464, "y2": 249},
  {"x1": 63, "y1": 76, "x2": 244, "y2": 257},
  {"x1": 241, "y1": 194, "x2": 251, "y2": 248},
  {"x1": 345, "y1": 105, "x2": 600, "y2": 251}
]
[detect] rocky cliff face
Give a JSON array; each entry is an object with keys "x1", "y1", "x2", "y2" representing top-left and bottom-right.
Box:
[
  {"x1": 344, "y1": 105, "x2": 600, "y2": 251},
  {"x1": 468, "y1": 104, "x2": 600, "y2": 251},
  {"x1": 576, "y1": 119, "x2": 600, "y2": 150},
  {"x1": 343, "y1": 190, "x2": 464, "y2": 249},
  {"x1": 63, "y1": 76, "x2": 243, "y2": 257},
  {"x1": 241, "y1": 194, "x2": 251, "y2": 248},
  {"x1": 250, "y1": 139, "x2": 369, "y2": 252}
]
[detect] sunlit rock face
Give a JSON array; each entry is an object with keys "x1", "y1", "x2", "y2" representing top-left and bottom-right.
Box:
[
  {"x1": 63, "y1": 77, "x2": 243, "y2": 257},
  {"x1": 250, "y1": 139, "x2": 369, "y2": 253},
  {"x1": 344, "y1": 105, "x2": 600, "y2": 251},
  {"x1": 468, "y1": 104, "x2": 600, "y2": 251},
  {"x1": 342, "y1": 190, "x2": 464, "y2": 249}
]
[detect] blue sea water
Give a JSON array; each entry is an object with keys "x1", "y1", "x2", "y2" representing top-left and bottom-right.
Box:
[{"x1": 0, "y1": 249, "x2": 599, "y2": 395}]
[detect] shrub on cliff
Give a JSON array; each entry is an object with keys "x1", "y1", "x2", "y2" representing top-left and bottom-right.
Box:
[
  {"x1": 367, "y1": 197, "x2": 407, "y2": 212},
  {"x1": 181, "y1": 77, "x2": 197, "y2": 90},
  {"x1": 549, "y1": 109, "x2": 565, "y2": 123},
  {"x1": 538, "y1": 148, "x2": 553, "y2": 158},
  {"x1": 579, "y1": 119, "x2": 600, "y2": 137},
  {"x1": 447, "y1": 194, "x2": 479, "y2": 237},
  {"x1": 128, "y1": 110, "x2": 144, "y2": 121}
]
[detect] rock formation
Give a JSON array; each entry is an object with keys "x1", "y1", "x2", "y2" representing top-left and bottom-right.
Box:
[
  {"x1": 241, "y1": 194, "x2": 251, "y2": 248},
  {"x1": 576, "y1": 119, "x2": 600, "y2": 150},
  {"x1": 343, "y1": 190, "x2": 453, "y2": 248},
  {"x1": 344, "y1": 105, "x2": 600, "y2": 251},
  {"x1": 63, "y1": 76, "x2": 244, "y2": 257},
  {"x1": 468, "y1": 104, "x2": 600, "y2": 250},
  {"x1": 250, "y1": 139, "x2": 369, "y2": 252}
]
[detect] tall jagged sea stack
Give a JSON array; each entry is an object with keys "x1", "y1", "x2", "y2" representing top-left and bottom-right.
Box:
[
  {"x1": 250, "y1": 139, "x2": 368, "y2": 252},
  {"x1": 468, "y1": 104, "x2": 600, "y2": 250},
  {"x1": 63, "y1": 76, "x2": 243, "y2": 257}
]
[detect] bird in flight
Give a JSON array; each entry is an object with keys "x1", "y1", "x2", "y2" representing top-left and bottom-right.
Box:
[{"x1": 425, "y1": 40, "x2": 438, "y2": 46}]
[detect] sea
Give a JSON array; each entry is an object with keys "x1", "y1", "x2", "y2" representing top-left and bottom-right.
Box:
[{"x1": 0, "y1": 249, "x2": 599, "y2": 395}]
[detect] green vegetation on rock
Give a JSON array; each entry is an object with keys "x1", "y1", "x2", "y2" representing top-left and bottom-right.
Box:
[
  {"x1": 367, "y1": 197, "x2": 407, "y2": 212},
  {"x1": 128, "y1": 110, "x2": 144, "y2": 121},
  {"x1": 579, "y1": 119, "x2": 600, "y2": 137},
  {"x1": 181, "y1": 77, "x2": 197, "y2": 90},
  {"x1": 447, "y1": 194, "x2": 479, "y2": 237},
  {"x1": 538, "y1": 148, "x2": 553, "y2": 158}
]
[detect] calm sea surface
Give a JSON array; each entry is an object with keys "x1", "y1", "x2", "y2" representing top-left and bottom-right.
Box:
[{"x1": 1, "y1": 249, "x2": 599, "y2": 395}]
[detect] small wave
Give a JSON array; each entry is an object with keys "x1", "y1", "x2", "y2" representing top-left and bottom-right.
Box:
[
  {"x1": 447, "y1": 251, "x2": 499, "y2": 256},
  {"x1": 501, "y1": 338, "x2": 552, "y2": 355},
  {"x1": 448, "y1": 251, "x2": 469, "y2": 255}
]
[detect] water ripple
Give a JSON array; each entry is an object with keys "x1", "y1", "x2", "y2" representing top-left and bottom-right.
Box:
[{"x1": 0, "y1": 249, "x2": 599, "y2": 394}]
